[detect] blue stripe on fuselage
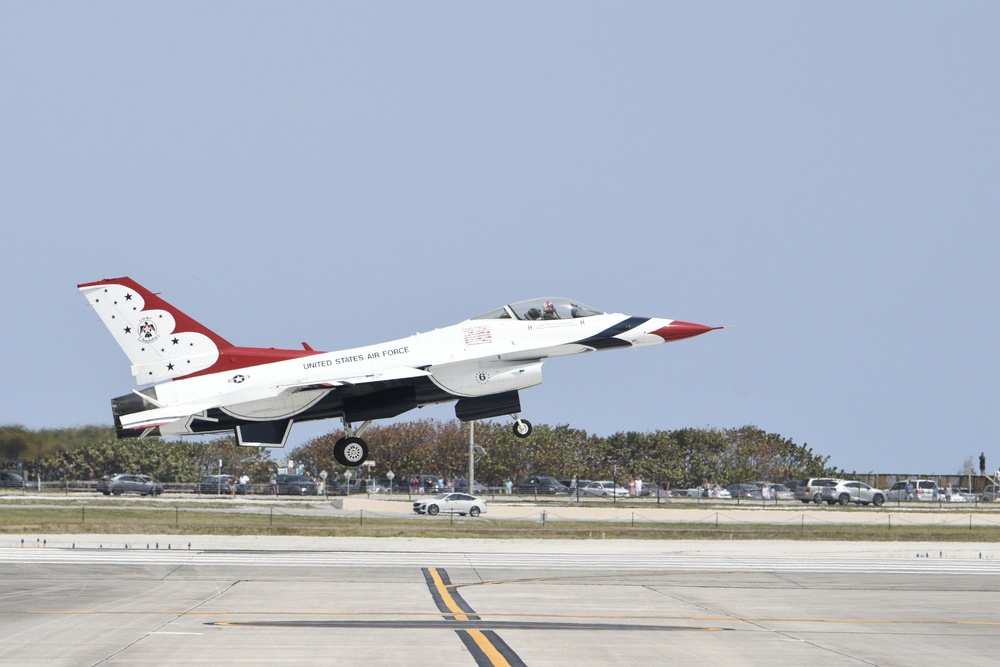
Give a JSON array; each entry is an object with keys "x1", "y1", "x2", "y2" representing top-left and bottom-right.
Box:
[{"x1": 573, "y1": 317, "x2": 649, "y2": 350}]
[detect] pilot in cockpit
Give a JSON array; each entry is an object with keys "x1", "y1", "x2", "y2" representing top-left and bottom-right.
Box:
[{"x1": 542, "y1": 301, "x2": 559, "y2": 319}]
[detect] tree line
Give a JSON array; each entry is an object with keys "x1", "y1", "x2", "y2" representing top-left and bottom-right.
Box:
[{"x1": 1, "y1": 420, "x2": 841, "y2": 489}]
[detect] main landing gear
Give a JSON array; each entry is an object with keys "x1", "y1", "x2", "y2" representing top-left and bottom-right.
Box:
[
  {"x1": 512, "y1": 417, "x2": 532, "y2": 438},
  {"x1": 334, "y1": 418, "x2": 371, "y2": 467}
]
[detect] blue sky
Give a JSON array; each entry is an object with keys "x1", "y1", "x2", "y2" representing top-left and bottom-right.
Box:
[{"x1": 2, "y1": 3, "x2": 998, "y2": 474}]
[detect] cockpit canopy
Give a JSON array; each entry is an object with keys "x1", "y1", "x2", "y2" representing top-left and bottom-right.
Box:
[{"x1": 472, "y1": 298, "x2": 604, "y2": 321}]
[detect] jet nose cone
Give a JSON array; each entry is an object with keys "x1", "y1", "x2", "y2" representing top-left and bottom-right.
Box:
[{"x1": 651, "y1": 321, "x2": 721, "y2": 342}]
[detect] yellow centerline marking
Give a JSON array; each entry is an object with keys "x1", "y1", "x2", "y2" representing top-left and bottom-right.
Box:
[
  {"x1": 427, "y1": 567, "x2": 469, "y2": 621},
  {"x1": 467, "y1": 629, "x2": 512, "y2": 667},
  {"x1": 427, "y1": 568, "x2": 514, "y2": 667}
]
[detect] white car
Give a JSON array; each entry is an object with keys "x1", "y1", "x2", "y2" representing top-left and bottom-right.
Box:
[
  {"x1": 820, "y1": 480, "x2": 886, "y2": 506},
  {"x1": 413, "y1": 492, "x2": 486, "y2": 517},
  {"x1": 886, "y1": 479, "x2": 939, "y2": 501},
  {"x1": 576, "y1": 481, "x2": 629, "y2": 498},
  {"x1": 687, "y1": 484, "x2": 732, "y2": 499}
]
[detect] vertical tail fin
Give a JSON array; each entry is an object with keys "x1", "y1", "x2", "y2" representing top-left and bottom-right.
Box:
[{"x1": 78, "y1": 277, "x2": 231, "y2": 386}]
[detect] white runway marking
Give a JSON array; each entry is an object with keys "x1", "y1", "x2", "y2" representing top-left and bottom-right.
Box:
[{"x1": 2, "y1": 548, "x2": 999, "y2": 574}]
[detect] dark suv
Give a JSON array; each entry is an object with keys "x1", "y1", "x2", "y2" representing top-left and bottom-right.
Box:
[
  {"x1": 193, "y1": 475, "x2": 236, "y2": 495},
  {"x1": 517, "y1": 475, "x2": 570, "y2": 494},
  {"x1": 275, "y1": 474, "x2": 318, "y2": 496}
]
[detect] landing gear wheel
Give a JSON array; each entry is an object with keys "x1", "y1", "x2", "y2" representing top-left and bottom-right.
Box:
[
  {"x1": 334, "y1": 436, "x2": 368, "y2": 467},
  {"x1": 512, "y1": 419, "x2": 533, "y2": 438}
]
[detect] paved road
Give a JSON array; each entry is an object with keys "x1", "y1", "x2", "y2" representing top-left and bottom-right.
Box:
[{"x1": 2, "y1": 537, "x2": 999, "y2": 666}]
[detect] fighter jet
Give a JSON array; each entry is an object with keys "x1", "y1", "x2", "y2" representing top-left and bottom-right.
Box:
[{"x1": 78, "y1": 277, "x2": 719, "y2": 466}]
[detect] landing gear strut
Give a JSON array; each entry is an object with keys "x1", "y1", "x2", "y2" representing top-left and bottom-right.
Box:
[
  {"x1": 512, "y1": 417, "x2": 532, "y2": 438},
  {"x1": 334, "y1": 418, "x2": 372, "y2": 467}
]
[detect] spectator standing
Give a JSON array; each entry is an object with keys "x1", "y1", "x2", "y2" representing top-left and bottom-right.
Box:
[
  {"x1": 980, "y1": 452, "x2": 987, "y2": 477},
  {"x1": 269, "y1": 472, "x2": 277, "y2": 496}
]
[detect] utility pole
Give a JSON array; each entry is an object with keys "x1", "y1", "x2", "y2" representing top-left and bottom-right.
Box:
[{"x1": 468, "y1": 421, "x2": 475, "y2": 493}]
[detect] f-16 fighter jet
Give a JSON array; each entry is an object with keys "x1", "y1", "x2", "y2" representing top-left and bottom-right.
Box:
[{"x1": 79, "y1": 277, "x2": 719, "y2": 466}]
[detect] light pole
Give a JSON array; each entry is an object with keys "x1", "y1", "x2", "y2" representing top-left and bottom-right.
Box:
[{"x1": 468, "y1": 421, "x2": 475, "y2": 495}]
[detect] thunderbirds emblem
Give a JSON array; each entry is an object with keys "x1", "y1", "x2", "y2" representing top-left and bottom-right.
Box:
[{"x1": 137, "y1": 318, "x2": 159, "y2": 343}]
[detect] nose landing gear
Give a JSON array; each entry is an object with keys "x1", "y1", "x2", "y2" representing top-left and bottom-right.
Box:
[
  {"x1": 334, "y1": 418, "x2": 372, "y2": 467},
  {"x1": 512, "y1": 417, "x2": 532, "y2": 438}
]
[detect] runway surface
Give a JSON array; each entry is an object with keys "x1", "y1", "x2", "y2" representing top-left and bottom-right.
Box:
[{"x1": 2, "y1": 537, "x2": 999, "y2": 666}]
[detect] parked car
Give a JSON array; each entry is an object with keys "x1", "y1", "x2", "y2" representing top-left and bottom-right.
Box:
[
  {"x1": 97, "y1": 474, "x2": 164, "y2": 496},
  {"x1": 793, "y1": 478, "x2": 841, "y2": 504},
  {"x1": 980, "y1": 485, "x2": 1000, "y2": 502},
  {"x1": 941, "y1": 487, "x2": 970, "y2": 502},
  {"x1": 453, "y1": 479, "x2": 489, "y2": 494},
  {"x1": 193, "y1": 474, "x2": 236, "y2": 494},
  {"x1": 275, "y1": 474, "x2": 318, "y2": 495},
  {"x1": 758, "y1": 482, "x2": 793, "y2": 500},
  {"x1": 782, "y1": 479, "x2": 803, "y2": 493},
  {"x1": 576, "y1": 481, "x2": 629, "y2": 498},
  {"x1": 0, "y1": 471, "x2": 25, "y2": 489},
  {"x1": 820, "y1": 480, "x2": 885, "y2": 506},
  {"x1": 517, "y1": 475, "x2": 570, "y2": 494},
  {"x1": 413, "y1": 492, "x2": 486, "y2": 517},
  {"x1": 688, "y1": 484, "x2": 732, "y2": 499},
  {"x1": 561, "y1": 479, "x2": 592, "y2": 495},
  {"x1": 885, "y1": 479, "x2": 939, "y2": 501},
  {"x1": 726, "y1": 483, "x2": 763, "y2": 499}
]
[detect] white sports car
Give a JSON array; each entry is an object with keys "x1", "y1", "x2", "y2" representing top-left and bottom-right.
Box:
[{"x1": 413, "y1": 492, "x2": 487, "y2": 517}]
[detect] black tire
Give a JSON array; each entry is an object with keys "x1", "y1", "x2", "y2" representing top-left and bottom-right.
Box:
[
  {"x1": 427, "y1": 504, "x2": 439, "y2": 516},
  {"x1": 813, "y1": 494, "x2": 822, "y2": 504},
  {"x1": 838, "y1": 493, "x2": 850, "y2": 506},
  {"x1": 799, "y1": 499, "x2": 809, "y2": 504},
  {"x1": 873, "y1": 494, "x2": 885, "y2": 507},
  {"x1": 334, "y1": 437, "x2": 368, "y2": 467},
  {"x1": 469, "y1": 506, "x2": 481, "y2": 517},
  {"x1": 512, "y1": 420, "x2": 533, "y2": 438},
  {"x1": 112, "y1": 488, "x2": 122, "y2": 496}
]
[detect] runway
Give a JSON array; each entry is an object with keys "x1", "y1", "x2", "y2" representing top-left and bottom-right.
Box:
[{"x1": 2, "y1": 537, "x2": 999, "y2": 666}]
